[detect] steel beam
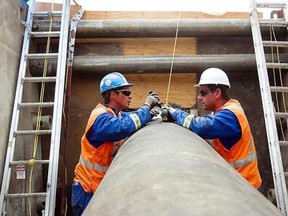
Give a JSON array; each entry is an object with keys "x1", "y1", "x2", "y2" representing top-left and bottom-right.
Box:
[{"x1": 83, "y1": 120, "x2": 282, "y2": 216}]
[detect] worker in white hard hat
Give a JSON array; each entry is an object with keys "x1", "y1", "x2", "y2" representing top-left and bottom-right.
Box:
[
  {"x1": 162, "y1": 68, "x2": 262, "y2": 189},
  {"x1": 71, "y1": 72, "x2": 161, "y2": 216}
]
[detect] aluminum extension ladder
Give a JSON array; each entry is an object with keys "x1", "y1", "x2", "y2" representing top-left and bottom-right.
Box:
[
  {"x1": 250, "y1": 0, "x2": 288, "y2": 215},
  {"x1": 0, "y1": 0, "x2": 70, "y2": 215}
]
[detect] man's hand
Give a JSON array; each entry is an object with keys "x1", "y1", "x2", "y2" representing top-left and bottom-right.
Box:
[
  {"x1": 144, "y1": 92, "x2": 160, "y2": 109},
  {"x1": 160, "y1": 104, "x2": 176, "y2": 121},
  {"x1": 150, "y1": 106, "x2": 161, "y2": 117}
]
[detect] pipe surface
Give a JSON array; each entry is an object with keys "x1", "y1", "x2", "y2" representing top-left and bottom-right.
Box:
[
  {"x1": 83, "y1": 120, "x2": 282, "y2": 216},
  {"x1": 34, "y1": 19, "x2": 287, "y2": 38},
  {"x1": 72, "y1": 54, "x2": 257, "y2": 74},
  {"x1": 29, "y1": 54, "x2": 288, "y2": 75}
]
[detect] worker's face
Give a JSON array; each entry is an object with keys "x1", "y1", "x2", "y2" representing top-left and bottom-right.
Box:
[
  {"x1": 113, "y1": 87, "x2": 132, "y2": 110},
  {"x1": 197, "y1": 85, "x2": 217, "y2": 111}
]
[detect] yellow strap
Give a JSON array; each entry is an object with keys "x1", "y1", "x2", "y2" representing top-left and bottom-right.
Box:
[{"x1": 165, "y1": 11, "x2": 182, "y2": 104}]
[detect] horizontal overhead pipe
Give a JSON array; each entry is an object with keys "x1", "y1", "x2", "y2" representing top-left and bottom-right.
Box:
[
  {"x1": 83, "y1": 120, "x2": 282, "y2": 216},
  {"x1": 29, "y1": 54, "x2": 288, "y2": 75},
  {"x1": 34, "y1": 19, "x2": 287, "y2": 38},
  {"x1": 77, "y1": 19, "x2": 254, "y2": 38},
  {"x1": 72, "y1": 54, "x2": 258, "y2": 74}
]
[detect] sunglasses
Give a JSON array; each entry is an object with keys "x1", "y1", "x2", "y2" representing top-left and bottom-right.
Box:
[
  {"x1": 199, "y1": 89, "x2": 210, "y2": 97},
  {"x1": 116, "y1": 90, "x2": 132, "y2": 96}
]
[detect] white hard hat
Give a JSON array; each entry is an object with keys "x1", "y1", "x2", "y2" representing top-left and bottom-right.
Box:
[{"x1": 194, "y1": 68, "x2": 231, "y2": 88}]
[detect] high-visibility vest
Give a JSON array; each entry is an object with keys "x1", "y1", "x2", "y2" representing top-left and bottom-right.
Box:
[
  {"x1": 74, "y1": 103, "x2": 124, "y2": 193},
  {"x1": 213, "y1": 99, "x2": 262, "y2": 189}
]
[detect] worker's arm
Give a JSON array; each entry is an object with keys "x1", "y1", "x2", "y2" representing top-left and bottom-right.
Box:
[
  {"x1": 87, "y1": 106, "x2": 151, "y2": 148},
  {"x1": 172, "y1": 109, "x2": 241, "y2": 150}
]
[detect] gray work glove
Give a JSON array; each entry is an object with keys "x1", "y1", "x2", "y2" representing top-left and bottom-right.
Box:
[
  {"x1": 162, "y1": 104, "x2": 176, "y2": 115},
  {"x1": 144, "y1": 92, "x2": 160, "y2": 109},
  {"x1": 160, "y1": 104, "x2": 176, "y2": 121},
  {"x1": 150, "y1": 106, "x2": 161, "y2": 118}
]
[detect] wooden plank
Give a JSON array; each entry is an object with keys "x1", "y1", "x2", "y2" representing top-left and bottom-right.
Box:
[
  {"x1": 82, "y1": 11, "x2": 250, "y2": 20},
  {"x1": 75, "y1": 38, "x2": 197, "y2": 55},
  {"x1": 125, "y1": 73, "x2": 197, "y2": 108},
  {"x1": 34, "y1": 2, "x2": 81, "y2": 19}
]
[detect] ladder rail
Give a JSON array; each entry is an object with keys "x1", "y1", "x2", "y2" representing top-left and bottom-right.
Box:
[
  {"x1": 0, "y1": 0, "x2": 35, "y2": 214},
  {"x1": 44, "y1": 0, "x2": 70, "y2": 215},
  {"x1": 250, "y1": 0, "x2": 288, "y2": 214}
]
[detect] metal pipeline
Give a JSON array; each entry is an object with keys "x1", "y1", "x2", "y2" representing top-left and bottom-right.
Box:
[
  {"x1": 33, "y1": 19, "x2": 287, "y2": 38},
  {"x1": 83, "y1": 120, "x2": 282, "y2": 216},
  {"x1": 29, "y1": 54, "x2": 288, "y2": 75},
  {"x1": 71, "y1": 54, "x2": 257, "y2": 74}
]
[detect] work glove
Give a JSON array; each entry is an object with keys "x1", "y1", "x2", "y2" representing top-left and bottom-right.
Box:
[
  {"x1": 144, "y1": 92, "x2": 160, "y2": 109},
  {"x1": 150, "y1": 106, "x2": 161, "y2": 118},
  {"x1": 160, "y1": 104, "x2": 176, "y2": 122}
]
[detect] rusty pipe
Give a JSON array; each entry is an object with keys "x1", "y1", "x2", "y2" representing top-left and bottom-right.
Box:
[
  {"x1": 72, "y1": 54, "x2": 258, "y2": 74},
  {"x1": 29, "y1": 54, "x2": 288, "y2": 75},
  {"x1": 83, "y1": 120, "x2": 282, "y2": 216},
  {"x1": 33, "y1": 19, "x2": 287, "y2": 38}
]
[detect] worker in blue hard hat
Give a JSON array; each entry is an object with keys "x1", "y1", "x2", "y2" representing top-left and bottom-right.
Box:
[
  {"x1": 161, "y1": 68, "x2": 262, "y2": 189},
  {"x1": 71, "y1": 72, "x2": 160, "y2": 215}
]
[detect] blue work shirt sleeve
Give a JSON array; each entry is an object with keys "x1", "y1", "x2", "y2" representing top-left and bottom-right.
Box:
[
  {"x1": 172, "y1": 109, "x2": 241, "y2": 150},
  {"x1": 87, "y1": 106, "x2": 151, "y2": 148}
]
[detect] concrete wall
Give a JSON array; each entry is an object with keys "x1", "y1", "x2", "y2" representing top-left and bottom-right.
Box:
[{"x1": 0, "y1": 0, "x2": 24, "y2": 185}]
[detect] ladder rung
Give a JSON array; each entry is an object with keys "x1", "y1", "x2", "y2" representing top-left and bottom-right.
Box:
[
  {"x1": 26, "y1": 53, "x2": 58, "y2": 59},
  {"x1": 23, "y1": 77, "x2": 57, "y2": 83},
  {"x1": 275, "y1": 112, "x2": 288, "y2": 118},
  {"x1": 270, "y1": 86, "x2": 288, "y2": 92},
  {"x1": 14, "y1": 130, "x2": 52, "y2": 135},
  {"x1": 9, "y1": 160, "x2": 49, "y2": 166},
  {"x1": 262, "y1": 41, "x2": 288, "y2": 47},
  {"x1": 32, "y1": 11, "x2": 62, "y2": 17},
  {"x1": 266, "y1": 63, "x2": 288, "y2": 69},
  {"x1": 259, "y1": 19, "x2": 288, "y2": 27},
  {"x1": 256, "y1": 3, "x2": 286, "y2": 8},
  {"x1": 18, "y1": 102, "x2": 54, "y2": 108},
  {"x1": 285, "y1": 172, "x2": 288, "y2": 177},
  {"x1": 29, "y1": 31, "x2": 61, "y2": 38},
  {"x1": 279, "y1": 141, "x2": 288, "y2": 147},
  {"x1": 5, "y1": 192, "x2": 47, "y2": 199}
]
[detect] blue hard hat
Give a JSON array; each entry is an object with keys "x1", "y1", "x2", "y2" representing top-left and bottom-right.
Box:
[{"x1": 100, "y1": 72, "x2": 134, "y2": 94}]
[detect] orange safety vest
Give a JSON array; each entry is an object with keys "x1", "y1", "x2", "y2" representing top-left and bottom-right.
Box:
[
  {"x1": 213, "y1": 99, "x2": 262, "y2": 189},
  {"x1": 74, "y1": 103, "x2": 124, "y2": 193}
]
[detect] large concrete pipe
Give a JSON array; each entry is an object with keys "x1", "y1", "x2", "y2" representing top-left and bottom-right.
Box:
[
  {"x1": 83, "y1": 120, "x2": 282, "y2": 216},
  {"x1": 34, "y1": 19, "x2": 287, "y2": 38},
  {"x1": 29, "y1": 54, "x2": 288, "y2": 75}
]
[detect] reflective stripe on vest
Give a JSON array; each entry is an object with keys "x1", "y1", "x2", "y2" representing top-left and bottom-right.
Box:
[
  {"x1": 183, "y1": 114, "x2": 194, "y2": 129},
  {"x1": 79, "y1": 154, "x2": 109, "y2": 173},
  {"x1": 229, "y1": 135, "x2": 256, "y2": 169},
  {"x1": 229, "y1": 152, "x2": 257, "y2": 169},
  {"x1": 129, "y1": 113, "x2": 141, "y2": 130}
]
